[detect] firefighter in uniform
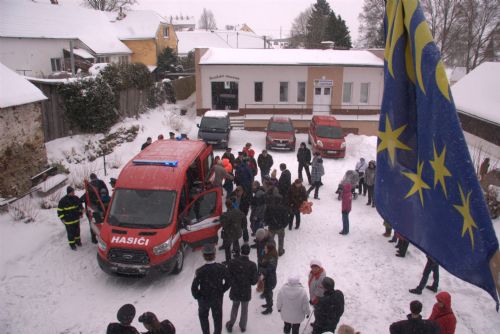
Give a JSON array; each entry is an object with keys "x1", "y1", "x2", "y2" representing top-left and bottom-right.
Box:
[{"x1": 57, "y1": 186, "x2": 83, "y2": 250}]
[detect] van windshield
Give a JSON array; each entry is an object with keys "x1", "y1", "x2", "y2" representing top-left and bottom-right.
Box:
[
  {"x1": 269, "y1": 121, "x2": 293, "y2": 132},
  {"x1": 200, "y1": 117, "x2": 228, "y2": 131},
  {"x1": 316, "y1": 125, "x2": 343, "y2": 139},
  {"x1": 107, "y1": 189, "x2": 176, "y2": 229}
]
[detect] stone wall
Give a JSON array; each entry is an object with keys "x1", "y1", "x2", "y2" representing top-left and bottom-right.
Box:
[{"x1": 0, "y1": 102, "x2": 47, "y2": 197}]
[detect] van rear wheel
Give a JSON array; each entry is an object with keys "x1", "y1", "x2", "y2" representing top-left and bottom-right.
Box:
[{"x1": 171, "y1": 247, "x2": 184, "y2": 274}]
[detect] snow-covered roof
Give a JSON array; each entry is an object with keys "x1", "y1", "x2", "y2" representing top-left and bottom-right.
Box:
[
  {"x1": 0, "y1": 0, "x2": 131, "y2": 55},
  {"x1": 64, "y1": 48, "x2": 95, "y2": 59},
  {"x1": 203, "y1": 110, "x2": 228, "y2": 118},
  {"x1": 0, "y1": 63, "x2": 47, "y2": 109},
  {"x1": 199, "y1": 48, "x2": 384, "y2": 67},
  {"x1": 107, "y1": 10, "x2": 167, "y2": 40},
  {"x1": 449, "y1": 67, "x2": 466, "y2": 83},
  {"x1": 176, "y1": 31, "x2": 231, "y2": 55},
  {"x1": 451, "y1": 62, "x2": 500, "y2": 125}
]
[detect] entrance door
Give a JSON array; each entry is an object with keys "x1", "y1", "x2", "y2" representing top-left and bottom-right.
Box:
[
  {"x1": 211, "y1": 81, "x2": 239, "y2": 111},
  {"x1": 313, "y1": 80, "x2": 332, "y2": 113}
]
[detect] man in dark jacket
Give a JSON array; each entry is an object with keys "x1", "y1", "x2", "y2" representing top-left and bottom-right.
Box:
[
  {"x1": 220, "y1": 199, "x2": 245, "y2": 262},
  {"x1": 297, "y1": 142, "x2": 312, "y2": 184},
  {"x1": 222, "y1": 147, "x2": 236, "y2": 167},
  {"x1": 257, "y1": 150, "x2": 274, "y2": 183},
  {"x1": 57, "y1": 186, "x2": 83, "y2": 250},
  {"x1": 312, "y1": 277, "x2": 344, "y2": 334},
  {"x1": 287, "y1": 179, "x2": 307, "y2": 230},
  {"x1": 278, "y1": 163, "x2": 291, "y2": 200},
  {"x1": 141, "y1": 137, "x2": 152, "y2": 150},
  {"x1": 107, "y1": 304, "x2": 140, "y2": 334},
  {"x1": 250, "y1": 181, "x2": 266, "y2": 236},
  {"x1": 234, "y1": 159, "x2": 253, "y2": 195},
  {"x1": 389, "y1": 300, "x2": 439, "y2": 334},
  {"x1": 409, "y1": 255, "x2": 439, "y2": 295},
  {"x1": 265, "y1": 193, "x2": 288, "y2": 256},
  {"x1": 192, "y1": 244, "x2": 231, "y2": 334},
  {"x1": 225, "y1": 244, "x2": 258, "y2": 333}
]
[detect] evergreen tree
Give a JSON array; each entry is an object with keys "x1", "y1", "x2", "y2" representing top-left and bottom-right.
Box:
[
  {"x1": 306, "y1": 0, "x2": 331, "y2": 48},
  {"x1": 325, "y1": 14, "x2": 353, "y2": 49},
  {"x1": 157, "y1": 47, "x2": 179, "y2": 73}
]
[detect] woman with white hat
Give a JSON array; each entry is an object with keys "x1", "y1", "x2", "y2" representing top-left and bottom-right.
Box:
[{"x1": 276, "y1": 275, "x2": 311, "y2": 334}]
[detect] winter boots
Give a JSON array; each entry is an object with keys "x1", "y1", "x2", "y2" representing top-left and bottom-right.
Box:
[
  {"x1": 426, "y1": 285, "x2": 438, "y2": 293},
  {"x1": 70, "y1": 244, "x2": 77, "y2": 251},
  {"x1": 409, "y1": 288, "x2": 422, "y2": 295}
]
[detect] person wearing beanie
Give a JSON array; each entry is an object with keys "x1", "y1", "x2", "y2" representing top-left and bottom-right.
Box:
[
  {"x1": 312, "y1": 277, "x2": 344, "y2": 334},
  {"x1": 428, "y1": 291, "x2": 456, "y2": 334},
  {"x1": 138, "y1": 311, "x2": 176, "y2": 334},
  {"x1": 225, "y1": 244, "x2": 258, "y2": 333},
  {"x1": 277, "y1": 275, "x2": 311, "y2": 334},
  {"x1": 308, "y1": 259, "x2": 326, "y2": 305},
  {"x1": 255, "y1": 228, "x2": 272, "y2": 264},
  {"x1": 57, "y1": 186, "x2": 83, "y2": 250},
  {"x1": 106, "y1": 304, "x2": 140, "y2": 334},
  {"x1": 389, "y1": 300, "x2": 439, "y2": 333},
  {"x1": 191, "y1": 243, "x2": 231, "y2": 334}
]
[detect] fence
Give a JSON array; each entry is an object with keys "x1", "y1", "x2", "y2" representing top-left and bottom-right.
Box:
[{"x1": 30, "y1": 79, "x2": 150, "y2": 142}]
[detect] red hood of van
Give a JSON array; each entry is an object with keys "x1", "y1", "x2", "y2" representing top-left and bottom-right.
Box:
[{"x1": 267, "y1": 131, "x2": 294, "y2": 140}]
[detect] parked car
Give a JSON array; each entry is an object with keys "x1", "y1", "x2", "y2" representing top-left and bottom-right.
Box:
[
  {"x1": 197, "y1": 110, "x2": 231, "y2": 149},
  {"x1": 266, "y1": 116, "x2": 296, "y2": 151},
  {"x1": 308, "y1": 116, "x2": 346, "y2": 158}
]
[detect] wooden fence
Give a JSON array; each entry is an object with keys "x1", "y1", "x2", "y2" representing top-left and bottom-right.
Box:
[{"x1": 30, "y1": 79, "x2": 150, "y2": 142}]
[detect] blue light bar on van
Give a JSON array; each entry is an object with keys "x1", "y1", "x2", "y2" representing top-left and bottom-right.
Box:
[{"x1": 132, "y1": 159, "x2": 179, "y2": 167}]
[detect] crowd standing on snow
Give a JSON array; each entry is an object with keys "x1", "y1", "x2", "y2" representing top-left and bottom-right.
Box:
[{"x1": 59, "y1": 137, "x2": 459, "y2": 333}]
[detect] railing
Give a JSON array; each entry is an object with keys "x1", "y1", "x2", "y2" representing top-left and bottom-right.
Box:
[{"x1": 238, "y1": 103, "x2": 381, "y2": 119}]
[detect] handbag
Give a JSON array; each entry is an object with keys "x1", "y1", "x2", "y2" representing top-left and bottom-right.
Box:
[
  {"x1": 299, "y1": 201, "x2": 313, "y2": 214},
  {"x1": 256, "y1": 277, "x2": 265, "y2": 293}
]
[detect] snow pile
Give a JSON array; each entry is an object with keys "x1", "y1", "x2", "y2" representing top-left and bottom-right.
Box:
[
  {"x1": 0, "y1": 98, "x2": 499, "y2": 333},
  {"x1": 0, "y1": 63, "x2": 47, "y2": 108}
]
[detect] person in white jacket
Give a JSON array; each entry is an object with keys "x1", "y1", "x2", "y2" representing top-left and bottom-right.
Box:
[{"x1": 277, "y1": 275, "x2": 311, "y2": 334}]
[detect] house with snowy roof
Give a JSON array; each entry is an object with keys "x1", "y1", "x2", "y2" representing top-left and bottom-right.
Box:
[
  {"x1": 0, "y1": 63, "x2": 48, "y2": 197},
  {"x1": 451, "y1": 62, "x2": 500, "y2": 146},
  {"x1": 107, "y1": 10, "x2": 177, "y2": 70},
  {"x1": 195, "y1": 47, "x2": 384, "y2": 135},
  {"x1": 0, "y1": 0, "x2": 131, "y2": 77}
]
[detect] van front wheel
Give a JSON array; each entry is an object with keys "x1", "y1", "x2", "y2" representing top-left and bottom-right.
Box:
[{"x1": 171, "y1": 247, "x2": 184, "y2": 275}]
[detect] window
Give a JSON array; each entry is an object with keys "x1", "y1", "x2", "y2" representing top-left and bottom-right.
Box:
[
  {"x1": 297, "y1": 82, "x2": 306, "y2": 102},
  {"x1": 360, "y1": 83, "x2": 370, "y2": 104},
  {"x1": 50, "y1": 58, "x2": 61, "y2": 72},
  {"x1": 315, "y1": 87, "x2": 321, "y2": 95},
  {"x1": 279, "y1": 82, "x2": 289, "y2": 102},
  {"x1": 118, "y1": 56, "x2": 128, "y2": 65},
  {"x1": 187, "y1": 191, "x2": 217, "y2": 222},
  {"x1": 324, "y1": 87, "x2": 331, "y2": 95},
  {"x1": 342, "y1": 82, "x2": 353, "y2": 103},
  {"x1": 254, "y1": 82, "x2": 263, "y2": 102},
  {"x1": 163, "y1": 26, "x2": 169, "y2": 38},
  {"x1": 97, "y1": 56, "x2": 110, "y2": 63}
]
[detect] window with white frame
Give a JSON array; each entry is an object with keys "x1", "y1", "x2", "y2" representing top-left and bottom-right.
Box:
[
  {"x1": 119, "y1": 56, "x2": 128, "y2": 65},
  {"x1": 163, "y1": 26, "x2": 169, "y2": 38},
  {"x1": 254, "y1": 82, "x2": 263, "y2": 102},
  {"x1": 97, "y1": 56, "x2": 110, "y2": 63},
  {"x1": 360, "y1": 82, "x2": 370, "y2": 104},
  {"x1": 279, "y1": 82, "x2": 288, "y2": 102},
  {"x1": 50, "y1": 58, "x2": 62, "y2": 72},
  {"x1": 297, "y1": 81, "x2": 306, "y2": 102},
  {"x1": 342, "y1": 82, "x2": 353, "y2": 104}
]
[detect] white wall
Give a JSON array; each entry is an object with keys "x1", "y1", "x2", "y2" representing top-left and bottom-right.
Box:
[
  {"x1": 200, "y1": 65, "x2": 308, "y2": 109},
  {"x1": 342, "y1": 67, "x2": 384, "y2": 108}
]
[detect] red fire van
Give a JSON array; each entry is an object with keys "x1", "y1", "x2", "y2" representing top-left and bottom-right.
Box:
[
  {"x1": 91, "y1": 140, "x2": 222, "y2": 276},
  {"x1": 308, "y1": 116, "x2": 346, "y2": 158}
]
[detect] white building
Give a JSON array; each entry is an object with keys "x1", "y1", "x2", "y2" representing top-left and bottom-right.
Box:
[
  {"x1": 0, "y1": 0, "x2": 131, "y2": 77},
  {"x1": 195, "y1": 48, "x2": 384, "y2": 135}
]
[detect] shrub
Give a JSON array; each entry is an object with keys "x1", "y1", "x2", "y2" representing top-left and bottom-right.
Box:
[
  {"x1": 173, "y1": 76, "x2": 195, "y2": 100},
  {"x1": 8, "y1": 197, "x2": 40, "y2": 223}
]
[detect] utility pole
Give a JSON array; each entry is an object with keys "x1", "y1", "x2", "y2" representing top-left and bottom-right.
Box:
[{"x1": 69, "y1": 40, "x2": 75, "y2": 76}]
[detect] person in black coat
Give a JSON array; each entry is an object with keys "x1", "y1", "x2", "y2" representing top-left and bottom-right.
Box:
[
  {"x1": 265, "y1": 193, "x2": 288, "y2": 256},
  {"x1": 225, "y1": 244, "x2": 259, "y2": 333},
  {"x1": 260, "y1": 242, "x2": 279, "y2": 315},
  {"x1": 222, "y1": 147, "x2": 236, "y2": 167},
  {"x1": 192, "y1": 244, "x2": 231, "y2": 334},
  {"x1": 297, "y1": 142, "x2": 312, "y2": 184},
  {"x1": 220, "y1": 200, "x2": 245, "y2": 262},
  {"x1": 278, "y1": 163, "x2": 291, "y2": 201},
  {"x1": 257, "y1": 150, "x2": 274, "y2": 183},
  {"x1": 312, "y1": 277, "x2": 344, "y2": 334},
  {"x1": 141, "y1": 137, "x2": 152, "y2": 150},
  {"x1": 57, "y1": 186, "x2": 83, "y2": 250},
  {"x1": 389, "y1": 300, "x2": 439, "y2": 334},
  {"x1": 107, "y1": 304, "x2": 140, "y2": 334},
  {"x1": 138, "y1": 311, "x2": 176, "y2": 334}
]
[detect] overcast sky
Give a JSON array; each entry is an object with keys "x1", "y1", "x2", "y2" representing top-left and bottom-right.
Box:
[{"x1": 61, "y1": 0, "x2": 365, "y2": 41}]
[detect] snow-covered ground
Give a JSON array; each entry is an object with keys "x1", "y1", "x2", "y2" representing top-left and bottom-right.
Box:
[{"x1": 1, "y1": 100, "x2": 499, "y2": 334}]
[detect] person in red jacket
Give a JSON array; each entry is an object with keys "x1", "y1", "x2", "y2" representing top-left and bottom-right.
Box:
[
  {"x1": 428, "y1": 291, "x2": 456, "y2": 334},
  {"x1": 339, "y1": 183, "x2": 352, "y2": 235}
]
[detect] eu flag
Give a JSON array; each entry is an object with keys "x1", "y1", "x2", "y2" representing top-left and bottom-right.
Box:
[{"x1": 376, "y1": 0, "x2": 500, "y2": 307}]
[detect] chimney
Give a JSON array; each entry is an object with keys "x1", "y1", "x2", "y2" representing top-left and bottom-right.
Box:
[{"x1": 117, "y1": 6, "x2": 126, "y2": 20}]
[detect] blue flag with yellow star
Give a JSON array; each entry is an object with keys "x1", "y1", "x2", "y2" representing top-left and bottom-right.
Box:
[{"x1": 376, "y1": 0, "x2": 500, "y2": 307}]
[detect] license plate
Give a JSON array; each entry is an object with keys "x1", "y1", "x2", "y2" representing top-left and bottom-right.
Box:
[
  {"x1": 276, "y1": 143, "x2": 286, "y2": 147},
  {"x1": 327, "y1": 150, "x2": 338, "y2": 154},
  {"x1": 207, "y1": 141, "x2": 218, "y2": 144}
]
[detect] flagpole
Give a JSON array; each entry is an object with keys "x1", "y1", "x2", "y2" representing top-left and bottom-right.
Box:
[{"x1": 489, "y1": 250, "x2": 500, "y2": 304}]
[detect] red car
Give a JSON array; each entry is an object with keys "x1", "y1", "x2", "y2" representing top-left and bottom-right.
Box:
[
  {"x1": 308, "y1": 116, "x2": 346, "y2": 158},
  {"x1": 266, "y1": 116, "x2": 296, "y2": 151}
]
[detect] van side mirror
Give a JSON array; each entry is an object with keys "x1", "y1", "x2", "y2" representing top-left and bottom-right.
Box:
[{"x1": 196, "y1": 124, "x2": 200, "y2": 128}]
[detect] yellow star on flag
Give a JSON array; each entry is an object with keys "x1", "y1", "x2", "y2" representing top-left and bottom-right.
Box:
[
  {"x1": 429, "y1": 143, "x2": 452, "y2": 198},
  {"x1": 377, "y1": 115, "x2": 411, "y2": 166},
  {"x1": 453, "y1": 184, "x2": 478, "y2": 250},
  {"x1": 402, "y1": 160, "x2": 431, "y2": 207}
]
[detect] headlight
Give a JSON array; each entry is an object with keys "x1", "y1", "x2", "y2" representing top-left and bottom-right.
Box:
[
  {"x1": 317, "y1": 140, "x2": 323, "y2": 147},
  {"x1": 153, "y1": 237, "x2": 173, "y2": 256},
  {"x1": 220, "y1": 139, "x2": 227, "y2": 142},
  {"x1": 97, "y1": 236, "x2": 107, "y2": 251},
  {"x1": 289, "y1": 136, "x2": 295, "y2": 142},
  {"x1": 341, "y1": 142, "x2": 346, "y2": 149},
  {"x1": 267, "y1": 135, "x2": 273, "y2": 142}
]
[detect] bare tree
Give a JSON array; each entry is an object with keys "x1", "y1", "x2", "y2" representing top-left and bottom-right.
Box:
[
  {"x1": 198, "y1": 8, "x2": 217, "y2": 31},
  {"x1": 357, "y1": 0, "x2": 385, "y2": 48},
  {"x1": 82, "y1": 0, "x2": 137, "y2": 11},
  {"x1": 289, "y1": 6, "x2": 313, "y2": 48}
]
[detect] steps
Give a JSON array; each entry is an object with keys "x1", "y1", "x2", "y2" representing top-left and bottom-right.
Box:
[{"x1": 230, "y1": 116, "x2": 245, "y2": 130}]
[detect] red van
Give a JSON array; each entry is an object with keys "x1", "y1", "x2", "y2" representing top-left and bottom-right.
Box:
[
  {"x1": 308, "y1": 116, "x2": 346, "y2": 158},
  {"x1": 265, "y1": 116, "x2": 296, "y2": 151},
  {"x1": 91, "y1": 140, "x2": 222, "y2": 276}
]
